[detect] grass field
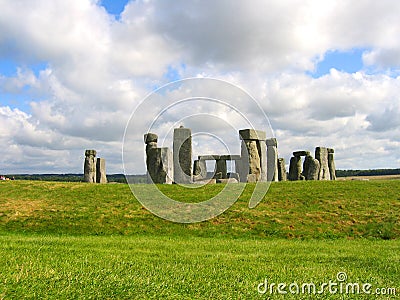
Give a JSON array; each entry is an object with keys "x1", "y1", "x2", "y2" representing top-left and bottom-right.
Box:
[{"x1": 0, "y1": 180, "x2": 399, "y2": 299}]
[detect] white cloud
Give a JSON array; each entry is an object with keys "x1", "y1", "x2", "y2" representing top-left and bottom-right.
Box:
[{"x1": 1, "y1": 0, "x2": 400, "y2": 173}]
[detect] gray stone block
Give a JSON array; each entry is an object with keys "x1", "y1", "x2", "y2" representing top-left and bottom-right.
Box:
[
  {"x1": 315, "y1": 147, "x2": 330, "y2": 180},
  {"x1": 96, "y1": 158, "x2": 107, "y2": 183},
  {"x1": 144, "y1": 133, "x2": 158, "y2": 143},
  {"x1": 173, "y1": 127, "x2": 192, "y2": 184},
  {"x1": 277, "y1": 158, "x2": 287, "y2": 181},
  {"x1": 84, "y1": 149, "x2": 97, "y2": 183},
  {"x1": 266, "y1": 138, "x2": 277, "y2": 147},
  {"x1": 293, "y1": 150, "x2": 310, "y2": 157},
  {"x1": 266, "y1": 141, "x2": 278, "y2": 182},
  {"x1": 328, "y1": 152, "x2": 336, "y2": 180},
  {"x1": 239, "y1": 129, "x2": 266, "y2": 141},
  {"x1": 288, "y1": 156, "x2": 302, "y2": 181}
]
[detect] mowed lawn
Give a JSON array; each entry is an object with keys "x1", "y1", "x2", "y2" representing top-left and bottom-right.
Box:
[{"x1": 0, "y1": 180, "x2": 399, "y2": 299}]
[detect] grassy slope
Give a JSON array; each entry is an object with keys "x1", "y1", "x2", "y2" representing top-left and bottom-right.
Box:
[
  {"x1": 1, "y1": 180, "x2": 399, "y2": 299},
  {"x1": 0, "y1": 180, "x2": 399, "y2": 239}
]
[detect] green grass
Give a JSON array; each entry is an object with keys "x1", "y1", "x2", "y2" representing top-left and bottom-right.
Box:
[
  {"x1": 0, "y1": 180, "x2": 399, "y2": 239},
  {"x1": 0, "y1": 180, "x2": 399, "y2": 299},
  {"x1": 0, "y1": 234, "x2": 399, "y2": 299}
]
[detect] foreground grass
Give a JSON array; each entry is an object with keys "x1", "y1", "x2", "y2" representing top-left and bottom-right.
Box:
[
  {"x1": 0, "y1": 180, "x2": 399, "y2": 239},
  {"x1": 0, "y1": 234, "x2": 399, "y2": 299}
]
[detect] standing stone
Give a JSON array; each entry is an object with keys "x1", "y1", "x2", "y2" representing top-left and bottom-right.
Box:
[
  {"x1": 288, "y1": 156, "x2": 302, "y2": 181},
  {"x1": 193, "y1": 159, "x2": 207, "y2": 181},
  {"x1": 214, "y1": 158, "x2": 227, "y2": 179},
  {"x1": 328, "y1": 148, "x2": 336, "y2": 180},
  {"x1": 245, "y1": 140, "x2": 261, "y2": 180},
  {"x1": 315, "y1": 147, "x2": 330, "y2": 180},
  {"x1": 84, "y1": 150, "x2": 97, "y2": 183},
  {"x1": 144, "y1": 133, "x2": 173, "y2": 184},
  {"x1": 96, "y1": 158, "x2": 107, "y2": 183},
  {"x1": 303, "y1": 155, "x2": 320, "y2": 180},
  {"x1": 266, "y1": 138, "x2": 278, "y2": 182},
  {"x1": 277, "y1": 158, "x2": 287, "y2": 181},
  {"x1": 173, "y1": 126, "x2": 192, "y2": 184},
  {"x1": 239, "y1": 129, "x2": 267, "y2": 182}
]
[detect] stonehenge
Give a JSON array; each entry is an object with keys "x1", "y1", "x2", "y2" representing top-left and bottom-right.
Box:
[
  {"x1": 143, "y1": 126, "x2": 336, "y2": 184},
  {"x1": 239, "y1": 129, "x2": 267, "y2": 182},
  {"x1": 288, "y1": 147, "x2": 336, "y2": 181},
  {"x1": 83, "y1": 150, "x2": 107, "y2": 183}
]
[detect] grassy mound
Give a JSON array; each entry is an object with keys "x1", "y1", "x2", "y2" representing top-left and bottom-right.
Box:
[{"x1": 1, "y1": 180, "x2": 399, "y2": 239}]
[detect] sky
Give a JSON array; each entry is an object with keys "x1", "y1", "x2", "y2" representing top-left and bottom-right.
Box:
[{"x1": 0, "y1": 0, "x2": 400, "y2": 174}]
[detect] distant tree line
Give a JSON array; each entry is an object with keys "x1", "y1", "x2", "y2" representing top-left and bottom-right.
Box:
[
  {"x1": 5, "y1": 169, "x2": 400, "y2": 182},
  {"x1": 336, "y1": 168, "x2": 400, "y2": 177},
  {"x1": 6, "y1": 174, "x2": 147, "y2": 184}
]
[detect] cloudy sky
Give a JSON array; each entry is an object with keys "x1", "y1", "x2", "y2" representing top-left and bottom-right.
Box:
[{"x1": 1, "y1": 0, "x2": 399, "y2": 174}]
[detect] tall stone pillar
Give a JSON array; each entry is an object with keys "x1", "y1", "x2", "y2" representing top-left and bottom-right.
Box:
[
  {"x1": 239, "y1": 129, "x2": 267, "y2": 182},
  {"x1": 328, "y1": 148, "x2": 336, "y2": 180},
  {"x1": 173, "y1": 126, "x2": 192, "y2": 184},
  {"x1": 315, "y1": 147, "x2": 330, "y2": 180},
  {"x1": 84, "y1": 149, "x2": 97, "y2": 183},
  {"x1": 96, "y1": 158, "x2": 107, "y2": 183},
  {"x1": 277, "y1": 158, "x2": 287, "y2": 181},
  {"x1": 303, "y1": 154, "x2": 320, "y2": 180},
  {"x1": 288, "y1": 156, "x2": 302, "y2": 181},
  {"x1": 144, "y1": 133, "x2": 173, "y2": 184},
  {"x1": 266, "y1": 138, "x2": 278, "y2": 182}
]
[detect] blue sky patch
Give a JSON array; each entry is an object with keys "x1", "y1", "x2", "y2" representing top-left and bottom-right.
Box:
[
  {"x1": 309, "y1": 49, "x2": 366, "y2": 78},
  {"x1": 100, "y1": 0, "x2": 129, "y2": 19}
]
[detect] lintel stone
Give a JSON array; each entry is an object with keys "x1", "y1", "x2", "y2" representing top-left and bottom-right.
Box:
[
  {"x1": 239, "y1": 129, "x2": 266, "y2": 141},
  {"x1": 293, "y1": 150, "x2": 310, "y2": 157}
]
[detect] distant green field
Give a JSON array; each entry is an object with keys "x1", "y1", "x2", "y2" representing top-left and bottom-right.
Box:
[
  {"x1": 0, "y1": 180, "x2": 399, "y2": 239},
  {"x1": 0, "y1": 180, "x2": 399, "y2": 299}
]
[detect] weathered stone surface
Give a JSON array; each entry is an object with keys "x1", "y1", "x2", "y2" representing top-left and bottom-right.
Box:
[
  {"x1": 293, "y1": 150, "x2": 310, "y2": 157},
  {"x1": 266, "y1": 138, "x2": 277, "y2": 147},
  {"x1": 193, "y1": 159, "x2": 207, "y2": 180},
  {"x1": 246, "y1": 174, "x2": 257, "y2": 183},
  {"x1": 277, "y1": 158, "x2": 287, "y2": 181},
  {"x1": 239, "y1": 129, "x2": 266, "y2": 141},
  {"x1": 239, "y1": 129, "x2": 267, "y2": 182},
  {"x1": 328, "y1": 152, "x2": 336, "y2": 180},
  {"x1": 227, "y1": 172, "x2": 240, "y2": 182},
  {"x1": 327, "y1": 148, "x2": 335, "y2": 154},
  {"x1": 303, "y1": 155, "x2": 320, "y2": 180},
  {"x1": 173, "y1": 127, "x2": 192, "y2": 184},
  {"x1": 288, "y1": 156, "x2": 302, "y2": 181},
  {"x1": 84, "y1": 149, "x2": 97, "y2": 183},
  {"x1": 214, "y1": 158, "x2": 227, "y2": 179},
  {"x1": 144, "y1": 133, "x2": 158, "y2": 143},
  {"x1": 217, "y1": 178, "x2": 238, "y2": 184},
  {"x1": 266, "y1": 139, "x2": 278, "y2": 182},
  {"x1": 315, "y1": 147, "x2": 330, "y2": 180},
  {"x1": 147, "y1": 147, "x2": 173, "y2": 184},
  {"x1": 96, "y1": 158, "x2": 107, "y2": 183},
  {"x1": 235, "y1": 156, "x2": 248, "y2": 183},
  {"x1": 259, "y1": 139, "x2": 267, "y2": 182},
  {"x1": 245, "y1": 140, "x2": 261, "y2": 180}
]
